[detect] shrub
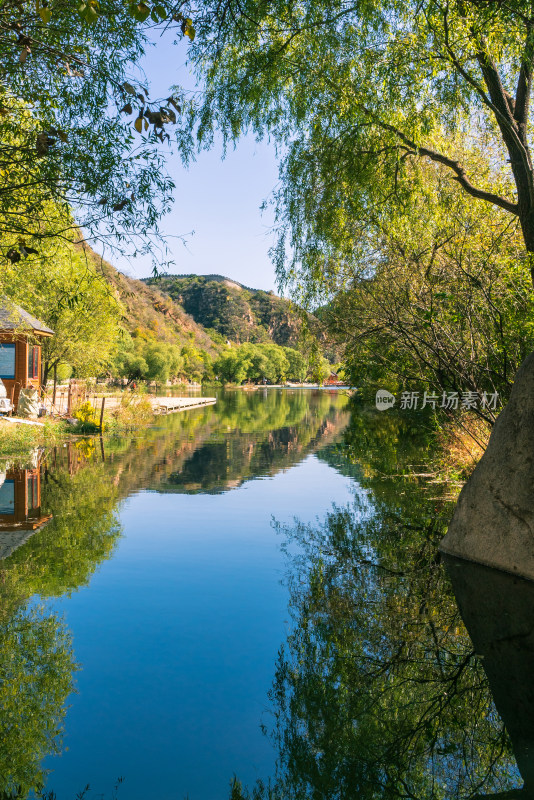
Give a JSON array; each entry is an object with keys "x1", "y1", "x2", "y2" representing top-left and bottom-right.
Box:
[{"x1": 72, "y1": 402, "x2": 103, "y2": 434}]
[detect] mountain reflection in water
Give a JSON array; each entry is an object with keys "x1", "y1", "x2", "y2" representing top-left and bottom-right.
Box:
[
  {"x1": 48, "y1": 387, "x2": 350, "y2": 497},
  {"x1": 0, "y1": 389, "x2": 351, "y2": 798},
  {"x1": 0, "y1": 393, "x2": 531, "y2": 799}
]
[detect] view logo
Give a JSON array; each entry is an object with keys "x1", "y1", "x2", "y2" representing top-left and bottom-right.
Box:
[{"x1": 375, "y1": 389, "x2": 396, "y2": 411}]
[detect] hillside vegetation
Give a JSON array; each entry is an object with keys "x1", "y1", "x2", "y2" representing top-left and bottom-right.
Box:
[
  {"x1": 144, "y1": 274, "x2": 316, "y2": 347},
  {"x1": 94, "y1": 256, "x2": 220, "y2": 356},
  {"x1": 86, "y1": 253, "x2": 329, "y2": 384}
]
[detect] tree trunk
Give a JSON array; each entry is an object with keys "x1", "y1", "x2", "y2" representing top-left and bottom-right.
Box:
[
  {"x1": 41, "y1": 359, "x2": 49, "y2": 396},
  {"x1": 52, "y1": 363, "x2": 58, "y2": 407}
]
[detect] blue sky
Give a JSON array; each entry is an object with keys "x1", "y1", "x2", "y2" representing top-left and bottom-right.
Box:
[{"x1": 99, "y1": 31, "x2": 282, "y2": 293}]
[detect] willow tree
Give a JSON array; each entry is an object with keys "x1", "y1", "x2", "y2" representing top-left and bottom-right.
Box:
[
  {"x1": 0, "y1": 0, "x2": 195, "y2": 267},
  {"x1": 2, "y1": 229, "x2": 123, "y2": 386},
  {"x1": 188, "y1": 1, "x2": 534, "y2": 297}
]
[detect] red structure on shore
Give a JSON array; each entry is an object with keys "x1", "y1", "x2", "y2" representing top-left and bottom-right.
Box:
[{"x1": 0, "y1": 302, "x2": 54, "y2": 408}]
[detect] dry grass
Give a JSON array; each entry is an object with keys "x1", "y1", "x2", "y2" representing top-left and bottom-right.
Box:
[
  {"x1": 106, "y1": 392, "x2": 154, "y2": 432},
  {"x1": 435, "y1": 412, "x2": 491, "y2": 485}
]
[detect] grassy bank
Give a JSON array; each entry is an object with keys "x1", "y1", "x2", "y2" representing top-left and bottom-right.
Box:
[
  {"x1": 419, "y1": 412, "x2": 492, "y2": 501},
  {"x1": 0, "y1": 393, "x2": 157, "y2": 459},
  {"x1": 0, "y1": 418, "x2": 69, "y2": 459}
]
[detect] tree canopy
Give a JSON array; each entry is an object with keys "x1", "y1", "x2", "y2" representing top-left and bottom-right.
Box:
[
  {"x1": 323, "y1": 157, "x2": 534, "y2": 410},
  {"x1": 0, "y1": 0, "x2": 195, "y2": 267},
  {"x1": 2, "y1": 236, "x2": 123, "y2": 384},
  {"x1": 187, "y1": 0, "x2": 534, "y2": 296}
]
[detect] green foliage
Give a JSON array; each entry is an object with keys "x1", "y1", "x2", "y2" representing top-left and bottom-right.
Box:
[
  {"x1": 113, "y1": 335, "x2": 184, "y2": 383},
  {"x1": 0, "y1": 419, "x2": 67, "y2": 458},
  {"x1": 214, "y1": 342, "x2": 309, "y2": 383},
  {"x1": 73, "y1": 401, "x2": 104, "y2": 433},
  {"x1": 0, "y1": 0, "x2": 197, "y2": 264},
  {"x1": 308, "y1": 346, "x2": 330, "y2": 385},
  {"x1": 2, "y1": 235, "x2": 123, "y2": 384},
  {"x1": 325, "y1": 164, "x2": 534, "y2": 410},
  {"x1": 185, "y1": 0, "x2": 534, "y2": 314},
  {"x1": 146, "y1": 274, "x2": 316, "y2": 347},
  {"x1": 0, "y1": 605, "x2": 77, "y2": 797},
  {"x1": 112, "y1": 330, "x2": 217, "y2": 383},
  {"x1": 181, "y1": 342, "x2": 211, "y2": 381}
]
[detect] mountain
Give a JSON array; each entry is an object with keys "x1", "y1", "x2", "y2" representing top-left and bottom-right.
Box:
[
  {"x1": 85, "y1": 251, "x2": 221, "y2": 356},
  {"x1": 83, "y1": 245, "x2": 321, "y2": 356},
  {"x1": 143, "y1": 274, "x2": 315, "y2": 347}
]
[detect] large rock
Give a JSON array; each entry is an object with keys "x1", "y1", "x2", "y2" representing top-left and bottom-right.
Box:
[
  {"x1": 440, "y1": 352, "x2": 534, "y2": 580},
  {"x1": 16, "y1": 387, "x2": 40, "y2": 418}
]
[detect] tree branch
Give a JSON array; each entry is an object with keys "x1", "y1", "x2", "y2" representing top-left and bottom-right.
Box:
[
  {"x1": 442, "y1": 2, "x2": 533, "y2": 188},
  {"x1": 367, "y1": 115, "x2": 519, "y2": 215}
]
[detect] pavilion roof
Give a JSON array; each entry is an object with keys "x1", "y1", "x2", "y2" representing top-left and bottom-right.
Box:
[{"x1": 0, "y1": 302, "x2": 54, "y2": 337}]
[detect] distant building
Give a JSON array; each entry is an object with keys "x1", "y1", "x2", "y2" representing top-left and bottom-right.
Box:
[
  {"x1": 324, "y1": 372, "x2": 349, "y2": 387},
  {"x1": 0, "y1": 302, "x2": 54, "y2": 407}
]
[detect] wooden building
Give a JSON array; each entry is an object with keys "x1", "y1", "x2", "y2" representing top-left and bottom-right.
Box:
[
  {"x1": 0, "y1": 302, "x2": 54, "y2": 407},
  {"x1": 324, "y1": 371, "x2": 346, "y2": 387}
]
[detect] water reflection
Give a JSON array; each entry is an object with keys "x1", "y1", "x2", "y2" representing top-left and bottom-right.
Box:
[
  {"x1": 236, "y1": 508, "x2": 519, "y2": 799},
  {"x1": 0, "y1": 463, "x2": 52, "y2": 560},
  {"x1": 1, "y1": 394, "x2": 530, "y2": 800},
  {"x1": 0, "y1": 605, "x2": 77, "y2": 799},
  {"x1": 0, "y1": 389, "x2": 350, "y2": 798},
  {"x1": 446, "y1": 557, "x2": 534, "y2": 798},
  {"x1": 102, "y1": 388, "x2": 350, "y2": 495},
  {"x1": 231, "y1": 407, "x2": 526, "y2": 799}
]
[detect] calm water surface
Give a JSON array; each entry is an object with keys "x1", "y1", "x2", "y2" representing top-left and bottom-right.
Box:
[{"x1": 0, "y1": 389, "x2": 532, "y2": 799}]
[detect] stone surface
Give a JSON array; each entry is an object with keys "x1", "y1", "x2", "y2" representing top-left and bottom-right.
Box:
[
  {"x1": 440, "y1": 352, "x2": 534, "y2": 580},
  {"x1": 444, "y1": 556, "x2": 534, "y2": 795},
  {"x1": 16, "y1": 386, "x2": 39, "y2": 418}
]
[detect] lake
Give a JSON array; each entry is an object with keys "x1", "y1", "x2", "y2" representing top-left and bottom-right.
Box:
[{"x1": 0, "y1": 389, "x2": 530, "y2": 799}]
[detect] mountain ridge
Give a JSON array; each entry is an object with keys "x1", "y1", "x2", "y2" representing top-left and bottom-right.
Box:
[{"x1": 143, "y1": 273, "x2": 315, "y2": 348}]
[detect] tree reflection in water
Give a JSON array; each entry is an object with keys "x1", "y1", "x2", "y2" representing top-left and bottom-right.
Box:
[
  {"x1": 0, "y1": 389, "x2": 349, "y2": 798},
  {"x1": 0, "y1": 447, "x2": 120, "y2": 799},
  {"x1": 0, "y1": 605, "x2": 77, "y2": 799},
  {"x1": 231, "y1": 409, "x2": 526, "y2": 799},
  {"x1": 4, "y1": 396, "x2": 529, "y2": 799}
]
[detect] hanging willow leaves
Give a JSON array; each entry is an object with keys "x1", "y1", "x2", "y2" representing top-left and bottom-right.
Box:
[
  {"x1": 186, "y1": 0, "x2": 534, "y2": 295},
  {"x1": 0, "y1": 0, "x2": 198, "y2": 270}
]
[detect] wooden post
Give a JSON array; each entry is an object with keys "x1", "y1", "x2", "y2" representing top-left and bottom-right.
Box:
[
  {"x1": 67, "y1": 381, "x2": 73, "y2": 415},
  {"x1": 8, "y1": 385, "x2": 14, "y2": 416},
  {"x1": 99, "y1": 396, "x2": 106, "y2": 431}
]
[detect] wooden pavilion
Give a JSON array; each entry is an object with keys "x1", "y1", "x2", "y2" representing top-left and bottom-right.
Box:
[{"x1": 0, "y1": 302, "x2": 54, "y2": 407}]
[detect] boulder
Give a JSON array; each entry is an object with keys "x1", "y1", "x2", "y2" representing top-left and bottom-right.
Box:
[
  {"x1": 440, "y1": 352, "x2": 534, "y2": 580},
  {"x1": 17, "y1": 387, "x2": 40, "y2": 418}
]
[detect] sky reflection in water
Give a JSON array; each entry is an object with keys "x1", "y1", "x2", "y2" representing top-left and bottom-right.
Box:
[{"x1": 0, "y1": 390, "x2": 529, "y2": 799}]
